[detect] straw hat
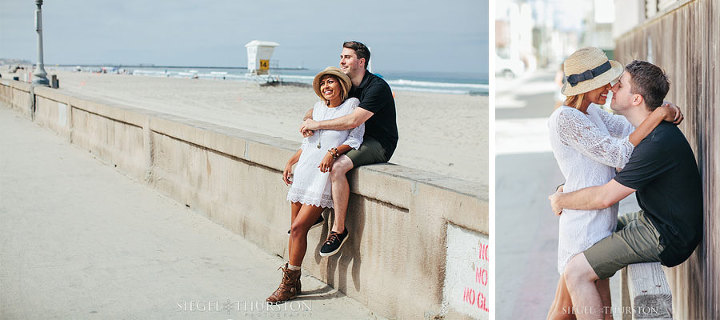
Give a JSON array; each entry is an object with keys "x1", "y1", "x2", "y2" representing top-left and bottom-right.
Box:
[
  {"x1": 561, "y1": 47, "x2": 623, "y2": 96},
  {"x1": 313, "y1": 67, "x2": 351, "y2": 100}
]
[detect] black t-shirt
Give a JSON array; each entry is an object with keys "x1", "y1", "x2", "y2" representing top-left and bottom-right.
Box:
[
  {"x1": 614, "y1": 122, "x2": 703, "y2": 267},
  {"x1": 349, "y1": 71, "x2": 398, "y2": 159}
]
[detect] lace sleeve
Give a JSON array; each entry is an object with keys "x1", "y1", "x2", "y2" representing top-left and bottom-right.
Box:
[
  {"x1": 556, "y1": 108, "x2": 634, "y2": 168},
  {"x1": 342, "y1": 99, "x2": 364, "y2": 149},
  {"x1": 594, "y1": 105, "x2": 635, "y2": 138},
  {"x1": 343, "y1": 123, "x2": 365, "y2": 149}
]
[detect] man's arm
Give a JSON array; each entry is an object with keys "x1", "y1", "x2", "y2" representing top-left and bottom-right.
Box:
[
  {"x1": 302, "y1": 107, "x2": 373, "y2": 131},
  {"x1": 549, "y1": 179, "x2": 636, "y2": 215}
]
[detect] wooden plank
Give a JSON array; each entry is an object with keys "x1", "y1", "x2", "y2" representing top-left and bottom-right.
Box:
[
  {"x1": 627, "y1": 263, "x2": 672, "y2": 319},
  {"x1": 620, "y1": 267, "x2": 632, "y2": 320}
]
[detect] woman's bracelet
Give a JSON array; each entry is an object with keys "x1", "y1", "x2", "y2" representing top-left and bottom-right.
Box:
[{"x1": 328, "y1": 148, "x2": 339, "y2": 159}]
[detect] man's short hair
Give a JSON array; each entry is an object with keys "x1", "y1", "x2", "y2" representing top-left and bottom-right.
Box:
[
  {"x1": 343, "y1": 41, "x2": 371, "y2": 69},
  {"x1": 625, "y1": 60, "x2": 670, "y2": 110}
]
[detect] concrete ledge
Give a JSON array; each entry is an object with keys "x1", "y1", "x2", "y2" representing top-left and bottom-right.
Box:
[
  {"x1": 68, "y1": 94, "x2": 151, "y2": 128},
  {"x1": 0, "y1": 81, "x2": 13, "y2": 105},
  {"x1": 350, "y1": 164, "x2": 415, "y2": 209},
  {"x1": 620, "y1": 262, "x2": 673, "y2": 320},
  {"x1": 34, "y1": 85, "x2": 71, "y2": 103},
  {"x1": 0, "y1": 78, "x2": 488, "y2": 319},
  {"x1": 34, "y1": 95, "x2": 71, "y2": 138},
  {"x1": 1, "y1": 79, "x2": 32, "y2": 92},
  {"x1": 0, "y1": 80, "x2": 33, "y2": 117}
]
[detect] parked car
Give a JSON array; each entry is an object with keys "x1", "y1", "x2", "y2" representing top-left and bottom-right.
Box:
[{"x1": 495, "y1": 54, "x2": 525, "y2": 79}]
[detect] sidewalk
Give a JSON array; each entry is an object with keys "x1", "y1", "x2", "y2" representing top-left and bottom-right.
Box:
[{"x1": 0, "y1": 106, "x2": 381, "y2": 319}]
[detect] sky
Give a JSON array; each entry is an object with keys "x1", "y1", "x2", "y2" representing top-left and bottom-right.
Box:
[{"x1": 0, "y1": 0, "x2": 489, "y2": 75}]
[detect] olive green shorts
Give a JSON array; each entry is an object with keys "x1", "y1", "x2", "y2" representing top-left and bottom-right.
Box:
[
  {"x1": 584, "y1": 210, "x2": 665, "y2": 279},
  {"x1": 345, "y1": 136, "x2": 389, "y2": 168}
]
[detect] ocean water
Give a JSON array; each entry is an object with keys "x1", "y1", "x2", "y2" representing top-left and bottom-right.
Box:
[{"x1": 89, "y1": 66, "x2": 488, "y2": 95}]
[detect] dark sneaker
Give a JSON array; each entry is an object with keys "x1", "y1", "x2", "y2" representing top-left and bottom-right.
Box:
[
  {"x1": 319, "y1": 228, "x2": 349, "y2": 257},
  {"x1": 288, "y1": 215, "x2": 324, "y2": 235}
]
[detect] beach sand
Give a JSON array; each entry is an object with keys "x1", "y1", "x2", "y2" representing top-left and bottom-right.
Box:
[{"x1": 14, "y1": 69, "x2": 488, "y2": 184}]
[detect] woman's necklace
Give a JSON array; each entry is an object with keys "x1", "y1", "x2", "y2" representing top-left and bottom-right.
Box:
[{"x1": 316, "y1": 104, "x2": 332, "y2": 149}]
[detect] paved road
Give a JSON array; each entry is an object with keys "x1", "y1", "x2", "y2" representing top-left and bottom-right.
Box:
[
  {"x1": 0, "y1": 106, "x2": 382, "y2": 319},
  {"x1": 495, "y1": 70, "x2": 639, "y2": 319}
]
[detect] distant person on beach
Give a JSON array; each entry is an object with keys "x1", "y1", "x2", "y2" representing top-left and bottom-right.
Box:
[
  {"x1": 300, "y1": 41, "x2": 398, "y2": 257},
  {"x1": 549, "y1": 58, "x2": 701, "y2": 320},
  {"x1": 267, "y1": 67, "x2": 364, "y2": 304},
  {"x1": 545, "y1": 48, "x2": 683, "y2": 320}
]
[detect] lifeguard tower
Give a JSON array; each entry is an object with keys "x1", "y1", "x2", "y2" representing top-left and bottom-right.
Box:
[{"x1": 245, "y1": 40, "x2": 279, "y2": 82}]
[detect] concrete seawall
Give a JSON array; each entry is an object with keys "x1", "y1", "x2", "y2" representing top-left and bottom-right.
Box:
[{"x1": 0, "y1": 79, "x2": 488, "y2": 319}]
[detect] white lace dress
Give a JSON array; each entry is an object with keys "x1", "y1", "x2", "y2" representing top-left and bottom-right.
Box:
[
  {"x1": 548, "y1": 104, "x2": 635, "y2": 274},
  {"x1": 287, "y1": 98, "x2": 364, "y2": 208}
]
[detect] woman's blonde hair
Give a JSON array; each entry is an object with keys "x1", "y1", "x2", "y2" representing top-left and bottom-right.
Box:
[{"x1": 564, "y1": 93, "x2": 585, "y2": 110}]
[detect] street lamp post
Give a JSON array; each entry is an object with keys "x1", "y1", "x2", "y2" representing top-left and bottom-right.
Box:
[{"x1": 32, "y1": 0, "x2": 49, "y2": 86}]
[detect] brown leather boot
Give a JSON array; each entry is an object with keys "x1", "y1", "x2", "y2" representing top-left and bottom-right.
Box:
[{"x1": 266, "y1": 263, "x2": 301, "y2": 304}]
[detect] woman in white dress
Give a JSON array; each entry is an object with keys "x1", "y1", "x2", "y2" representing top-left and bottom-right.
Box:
[
  {"x1": 266, "y1": 67, "x2": 364, "y2": 304},
  {"x1": 546, "y1": 48, "x2": 682, "y2": 320}
]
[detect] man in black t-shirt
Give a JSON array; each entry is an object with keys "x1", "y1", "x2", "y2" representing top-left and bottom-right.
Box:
[
  {"x1": 300, "y1": 41, "x2": 398, "y2": 257},
  {"x1": 549, "y1": 60, "x2": 702, "y2": 318}
]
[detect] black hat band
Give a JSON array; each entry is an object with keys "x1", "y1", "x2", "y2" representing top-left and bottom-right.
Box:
[{"x1": 566, "y1": 61, "x2": 612, "y2": 87}]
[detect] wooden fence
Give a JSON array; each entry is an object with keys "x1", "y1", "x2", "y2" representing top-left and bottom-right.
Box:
[{"x1": 615, "y1": 0, "x2": 719, "y2": 318}]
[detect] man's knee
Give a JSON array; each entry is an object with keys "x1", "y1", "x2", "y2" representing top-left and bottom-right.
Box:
[
  {"x1": 330, "y1": 156, "x2": 353, "y2": 181},
  {"x1": 564, "y1": 254, "x2": 599, "y2": 286}
]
